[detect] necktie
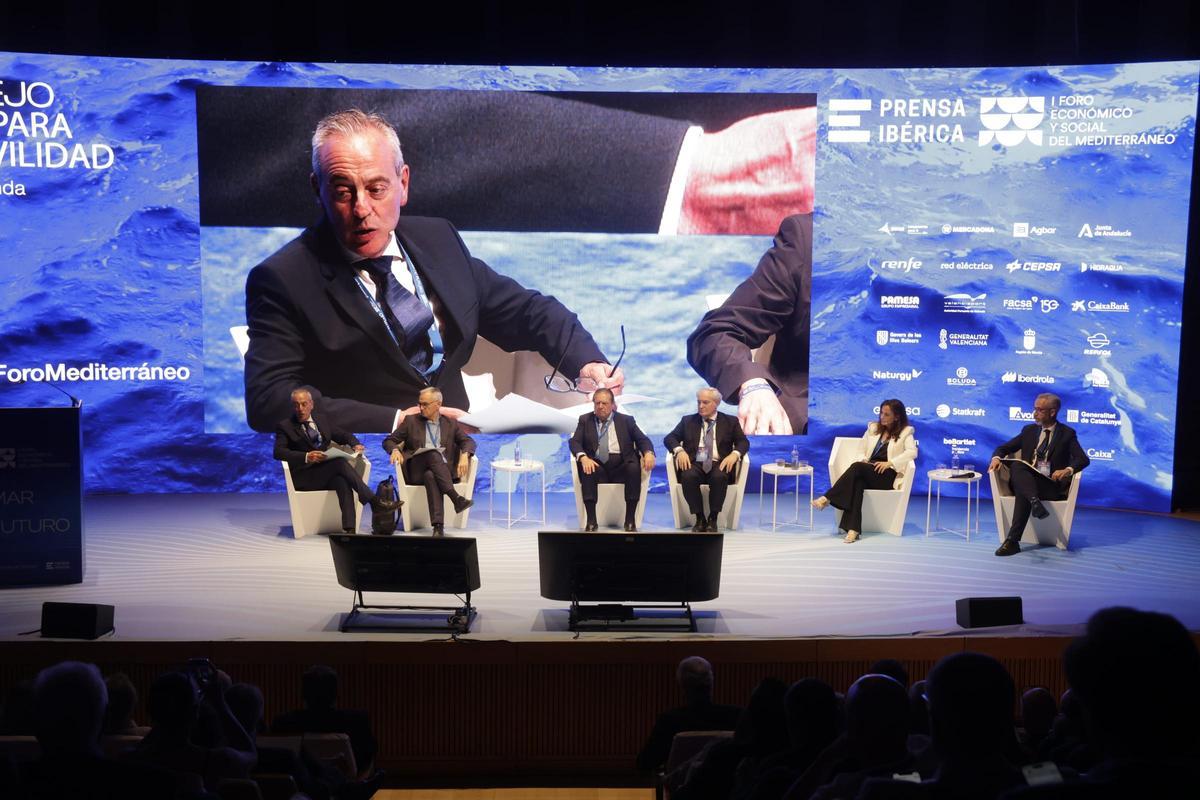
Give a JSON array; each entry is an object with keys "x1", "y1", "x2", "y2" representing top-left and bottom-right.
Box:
[
  {"x1": 596, "y1": 418, "x2": 611, "y2": 461},
  {"x1": 702, "y1": 419, "x2": 715, "y2": 472},
  {"x1": 1035, "y1": 428, "x2": 1051, "y2": 462},
  {"x1": 304, "y1": 420, "x2": 322, "y2": 449},
  {"x1": 426, "y1": 419, "x2": 446, "y2": 462},
  {"x1": 362, "y1": 256, "x2": 436, "y2": 373}
]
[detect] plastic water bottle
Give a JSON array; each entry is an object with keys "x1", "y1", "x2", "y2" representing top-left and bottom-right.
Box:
[
  {"x1": 790, "y1": 445, "x2": 800, "y2": 469},
  {"x1": 951, "y1": 452, "x2": 960, "y2": 472},
  {"x1": 514, "y1": 440, "x2": 522, "y2": 466}
]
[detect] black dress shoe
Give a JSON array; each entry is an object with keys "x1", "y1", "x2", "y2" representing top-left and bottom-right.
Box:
[
  {"x1": 342, "y1": 527, "x2": 356, "y2": 535},
  {"x1": 624, "y1": 522, "x2": 637, "y2": 532},
  {"x1": 691, "y1": 517, "x2": 707, "y2": 532},
  {"x1": 1030, "y1": 497, "x2": 1050, "y2": 519},
  {"x1": 994, "y1": 539, "x2": 1021, "y2": 556},
  {"x1": 431, "y1": 523, "x2": 445, "y2": 537},
  {"x1": 584, "y1": 521, "x2": 599, "y2": 532},
  {"x1": 452, "y1": 496, "x2": 474, "y2": 514},
  {"x1": 707, "y1": 514, "x2": 721, "y2": 533}
]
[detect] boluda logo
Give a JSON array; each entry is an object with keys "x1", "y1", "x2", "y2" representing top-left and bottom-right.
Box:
[
  {"x1": 979, "y1": 97, "x2": 1046, "y2": 146},
  {"x1": 947, "y1": 366, "x2": 976, "y2": 386}
]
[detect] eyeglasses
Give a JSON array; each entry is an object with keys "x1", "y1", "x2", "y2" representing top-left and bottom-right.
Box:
[{"x1": 545, "y1": 325, "x2": 625, "y2": 395}]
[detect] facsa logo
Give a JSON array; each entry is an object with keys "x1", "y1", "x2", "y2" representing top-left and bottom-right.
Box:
[
  {"x1": 1010, "y1": 407, "x2": 1035, "y2": 422},
  {"x1": 979, "y1": 97, "x2": 1045, "y2": 146},
  {"x1": 1086, "y1": 368, "x2": 1110, "y2": 389},
  {"x1": 829, "y1": 99, "x2": 872, "y2": 143}
]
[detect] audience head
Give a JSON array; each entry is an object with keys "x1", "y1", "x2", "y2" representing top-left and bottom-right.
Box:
[
  {"x1": 225, "y1": 683, "x2": 265, "y2": 736},
  {"x1": 33, "y1": 661, "x2": 107, "y2": 755},
  {"x1": 784, "y1": 678, "x2": 839, "y2": 750},
  {"x1": 735, "y1": 677, "x2": 790, "y2": 753},
  {"x1": 868, "y1": 659, "x2": 909, "y2": 688},
  {"x1": 1020, "y1": 687, "x2": 1056, "y2": 744},
  {"x1": 926, "y1": 652, "x2": 1015, "y2": 761},
  {"x1": 676, "y1": 656, "x2": 715, "y2": 703},
  {"x1": 147, "y1": 672, "x2": 199, "y2": 733},
  {"x1": 102, "y1": 672, "x2": 139, "y2": 734},
  {"x1": 302, "y1": 665, "x2": 339, "y2": 710},
  {"x1": 1064, "y1": 606, "x2": 1200, "y2": 759},
  {"x1": 908, "y1": 679, "x2": 930, "y2": 735},
  {"x1": 846, "y1": 674, "x2": 909, "y2": 758}
]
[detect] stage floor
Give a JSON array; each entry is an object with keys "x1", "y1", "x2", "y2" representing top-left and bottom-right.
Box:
[{"x1": 3, "y1": 492, "x2": 1198, "y2": 641}]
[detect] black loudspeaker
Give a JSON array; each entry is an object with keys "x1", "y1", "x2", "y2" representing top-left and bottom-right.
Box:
[
  {"x1": 41, "y1": 602, "x2": 115, "y2": 639},
  {"x1": 956, "y1": 596, "x2": 1023, "y2": 628}
]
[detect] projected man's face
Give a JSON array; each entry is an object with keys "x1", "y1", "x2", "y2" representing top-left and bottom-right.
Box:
[{"x1": 312, "y1": 129, "x2": 409, "y2": 260}]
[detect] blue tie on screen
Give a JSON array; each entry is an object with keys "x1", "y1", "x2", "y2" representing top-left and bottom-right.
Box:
[{"x1": 363, "y1": 256, "x2": 436, "y2": 373}]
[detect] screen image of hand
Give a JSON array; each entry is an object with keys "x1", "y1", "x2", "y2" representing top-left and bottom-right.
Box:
[
  {"x1": 578, "y1": 362, "x2": 626, "y2": 395},
  {"x1": 738, "y1": 389, "x2": 793, "y2": 435}
]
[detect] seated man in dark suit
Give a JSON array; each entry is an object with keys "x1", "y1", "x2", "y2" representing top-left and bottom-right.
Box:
[
  {"x1": 382, "y1": 387, "x2": 475, "y2": 537},
  {"x1": 272, "y1": 665, "x2": 378, "y2": 779},
  {"x1": 664, "y1": 387, "x2": 749, "y2": 532},
  {"x1": 569, "y1": 388, "x2": 655, "y2": 532},
  {"x1": 636, "y1": 656, "x2": 743, "y2": 772},
  {"x1": 274, "y1": 388, "x2": 398, "y2": 534},
  {"x1": 989, "y1": 392, "x2": 1089, "y2": 556}
]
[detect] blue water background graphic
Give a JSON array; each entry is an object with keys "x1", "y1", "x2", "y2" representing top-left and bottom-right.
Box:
[{"x1": 0, "y1": 54, "x2": 1194, "y2": 508}]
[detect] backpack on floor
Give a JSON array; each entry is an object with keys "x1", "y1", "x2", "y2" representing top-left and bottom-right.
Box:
[{"x1": 371, "y1": 476, "x2": 399, "y2": 535}]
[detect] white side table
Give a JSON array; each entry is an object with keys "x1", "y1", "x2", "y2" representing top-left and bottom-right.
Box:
[
  {"x1": 758, "y1": 463, "x2": 815, "y2": 531},
  {"x1": 925, "y1": 469, "x2": 982, "y2": 540},
  {"x1": 489, "y1": 459, "x2": 546, "y2": 528}
]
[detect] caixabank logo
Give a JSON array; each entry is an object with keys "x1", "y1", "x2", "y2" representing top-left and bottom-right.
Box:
[{"x1": 979, "y1": 97, "x2": 1046, "y2": 146}]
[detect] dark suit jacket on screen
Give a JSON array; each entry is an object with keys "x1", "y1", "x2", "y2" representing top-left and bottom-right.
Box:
[
  {"x1": 569, "y1": 411, "x2": 652, "y2": 464},
  {"x1": 686, "y1": 213, "x2": 812, "y2": 434},
  {"x1": 244, "y1": 215, "x2": 606, "y2": 433}
]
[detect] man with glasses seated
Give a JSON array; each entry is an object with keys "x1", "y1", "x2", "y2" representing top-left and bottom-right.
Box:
[
  {"x1": 383, "y1": 388, "x2": 476, "y2": 537},
  {"x1": 989, "y1": 392, "x2": 1089, "y2": 557},
  {"x1": 569, "y1": 388, "x2": 656, "y2": 532},
  {"x1": 664, "y1": 387, "x2": 749, "y2": 532}
]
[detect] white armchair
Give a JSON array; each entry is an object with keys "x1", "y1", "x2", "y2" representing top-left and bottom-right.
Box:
[
  {"x1": 394, "y1": 455, "x2": 480, "y2": 531},
  {"x1": 665, "y1": 455, "x2": 751, "y2": 531},
  {"x1": 281, "y1": 458, "x2": 372, "y2": 538},
  {"x1": 570, "y1": 460, "x2": 651, "y2": 530},
  {"x1": 989, "y1": 468, "x2": 1082, "y2": 550},
  {"x1": 827, "y1": 438, "x2": 916, "y2": 536}
]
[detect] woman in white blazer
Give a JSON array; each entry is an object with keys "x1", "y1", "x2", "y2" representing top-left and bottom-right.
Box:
[{"x1": 813, "y1": 399, "x2": 917, "y2": 542}]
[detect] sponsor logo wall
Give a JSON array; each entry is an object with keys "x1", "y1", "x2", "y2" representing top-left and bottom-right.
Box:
[{"x1": 0, "y1": 54, "x2": 1193, "y2": 512}]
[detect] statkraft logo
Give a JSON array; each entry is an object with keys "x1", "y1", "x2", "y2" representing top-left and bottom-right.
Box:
[
  {"x1": 979, "y1": 97, "x2": 1046, "y2": 146},
  {"x1": 937, "y1": 405, "x2": 986, "y2": 418}
]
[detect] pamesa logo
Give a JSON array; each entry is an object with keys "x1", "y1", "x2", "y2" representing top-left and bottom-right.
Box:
[{"x1": 979, "y1": 97, "x2": 1046, "y2": 146}]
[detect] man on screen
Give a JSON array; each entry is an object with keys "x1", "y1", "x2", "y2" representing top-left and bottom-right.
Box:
[
  {"x1": 663, "y1": 387, "x2": 749, "y2": 532},
  {"x1": 274, "y1": 388, "x2": 399, "y2": 534},
  {"x1": 243, "y1": 109, "x2": 622, "y2": 433},
  {"x1": 989, "y1": 392, "x2": 1089, "y2": 557},
  {"x1": 687, "y1": 213, "x2": 812, "y2": 435}
]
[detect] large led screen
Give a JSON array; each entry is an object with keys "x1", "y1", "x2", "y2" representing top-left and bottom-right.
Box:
[{"x1": 0, "y1": 55, "x2": 1194, "y2": 511}]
